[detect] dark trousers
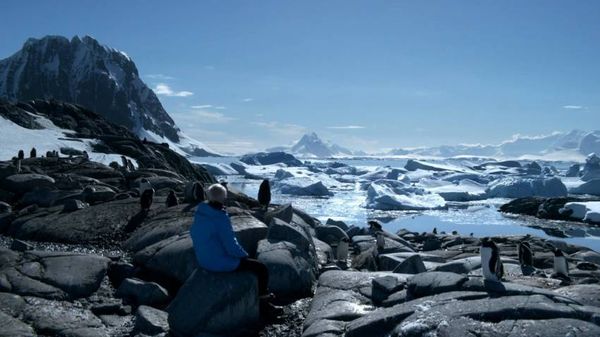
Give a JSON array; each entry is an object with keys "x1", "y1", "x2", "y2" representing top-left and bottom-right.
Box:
[{"x1": 236, "y1": 258, "x2": 269, "y2": 296}]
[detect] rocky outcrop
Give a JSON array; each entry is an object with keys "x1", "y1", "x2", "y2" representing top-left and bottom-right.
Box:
[{"x1": 168, "y1": 269, "x2": 259, "y2": 337}]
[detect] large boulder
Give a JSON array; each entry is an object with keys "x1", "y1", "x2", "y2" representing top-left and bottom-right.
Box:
[
  {"x1": 315, "y1": 225, "x2": 349, "y2": 246},
  {"x1": 133, "y1": 234, "x2": 198, "y2": 283},
  {"x1": 168, "y1": 269, "x2": 259, "y2": 337},
  {"x1": 116, "y1": 278, "x2": 170, "y2": 306},
  {"x1": 134, "y1": 305, "x2": 170, "y2": 335},
  {"x1": 0, "y1": 174, "x2": 55, "y2": 194},
  {"x1": 0, "y1": 249, "x2": 109, "y2": 300}
]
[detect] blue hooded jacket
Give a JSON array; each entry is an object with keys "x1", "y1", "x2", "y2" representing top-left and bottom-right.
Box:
[{"x1": 191, "y1": 202, "x2": 248, "y2": 272}]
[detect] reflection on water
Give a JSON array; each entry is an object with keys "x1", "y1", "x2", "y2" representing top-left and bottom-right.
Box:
[{"x1": 227, "y1": 175, "x2": 600, "y2": 252}]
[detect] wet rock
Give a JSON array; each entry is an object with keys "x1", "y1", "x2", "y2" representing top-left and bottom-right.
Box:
[
  {"x1": 133, "y1": 234, "x2": 198, "y2": 283},
  {"x1": 134, "y1": 305, "x2": 169, "y2": 335},
  {"x1": 168, "y1": 269, "x2": 259, "y2": 337},
  {"x1": 116, "y1": 278, "x2": 170, "y2": 306},
  {"x1": 0, "y1": 201, "x2": 12, "y2": 214}
]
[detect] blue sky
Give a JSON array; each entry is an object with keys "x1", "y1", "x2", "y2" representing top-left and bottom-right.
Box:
[{"x1": 1, "y1": 1, "x2": 599, "y2": 154}]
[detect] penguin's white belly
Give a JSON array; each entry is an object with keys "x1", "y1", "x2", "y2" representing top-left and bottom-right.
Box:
[
  {"x1": 554, "y1": 256, "x2": 568, "y2": 276},
  {"x1": 481, "y1": 247, "x2": 498, "y2": 281}
]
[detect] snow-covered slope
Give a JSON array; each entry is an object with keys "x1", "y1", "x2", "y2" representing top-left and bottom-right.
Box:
[
  {"x1": 388, "y1": 130, "x2": 600, "y2": 159},
  {"x1": 267, "y1": 132, "x2": 355, "y2": 158},
  {"x1": 0, "y1": 35, "x2": 218, "y2": 157}
]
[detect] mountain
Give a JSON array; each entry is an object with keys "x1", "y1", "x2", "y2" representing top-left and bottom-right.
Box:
[
  {"x1": 388, "y1": 130, "x2": 600, "y2": 159},
  {"x1": 267, "y1": 132, "x2": 356, "y2": 158},
  {"x1": 0, "y1": 99, "x2": 214, "y2": 182},
  {"x1": 0, "y1": 35, "x2": 218, "y2": 156}
]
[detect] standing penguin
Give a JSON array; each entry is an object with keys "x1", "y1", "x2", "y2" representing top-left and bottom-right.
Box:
[
  {"x1": 336, "y1": 237, "x2": 350, "y2": 262},
  {"x1": 30, "y1": 148, "x2": 37, "y2": 158},
  {"x1": 258, "y1": 179, "x2": 271, "y2": 209},
  {"x1": 481, "y1": 238, "x2": 504, "y2": 282},
  {"x1": 139, "y1": 179, "x2": 154, "y2": 211},
  {"x1": 166, "y1": 190, "x2": 179, "y2": 207},
  {"x1": 121, "y1": 156, "x2": 128, "y2": 170},
  {"x1": 375, "y1": 231, "x2": 386, "y2": 251},
  {"x1": 432, "y1": 227, "x2": 438, "y2": 235},
  {"x1": 518, "y1": 241, "x2": 534, "y2": 267},
  {"x1": 553, "y1": 248, "x2": 569, "y2": 278},
  {"x1": 192, "y1": 182, "x2": 205, "y2": 203},
  {"x1": 16, "y1": 159, "x2": 21, "y2": 173},
  {"x1": 18, "y1": 150, "x2": 24, "y2": 160}
]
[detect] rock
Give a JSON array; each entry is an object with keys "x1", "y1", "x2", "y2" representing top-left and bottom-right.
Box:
[
  {"x1": 230, "y1": 214, "x2": 269, "y2": 256},
  {"x1": 116, "y1": 278, "x2": 170, "y2": 306},
  {"x1": 392, "y1": 254, "x2": 426, "y2": 274},
  {"x1": 555, "y1": 284, "x2": 600, "y2": 307},
  {"x1": 167, "y1": 269, "x2": 259, "y2": 337},
  {"x1": 107, "y1": 261, "x2": 136, "y2": 289},
  {"x1": 62, "y1": 199, "x2": 89, "y2": 212},
  {"x1": 0, "y1": 292, "x2": 26, "y2": 317},
  {"x1": 82, "y1": 185, "x2": 116, "y2": 204},
  {"x1": 134, "y1": 305, "x2": 169, "y2": 335},
  {"x1": 405, "y1": 159, "x2": 459, "y2": 172},
  {"x1": 264, "y1": 203, "x2": 294, "y2": 224},
  {"x1": 487, "y1": 177, "x2": 568, "y2": 198},
  {"x1": 8, "y1": 198, "x2": 142, "y2": 244},
  {"x1": 135, "y1": 176, "x2": 183, "y2": 191},
  {"x1": 366, "y1": 179, "x2": 446, "y2": 210},
  {"x1": 21, "y1": 296, "x2": 105, "y2": 336},
  {"x1": 0, "y1": 249, "x2": 109, "y2": 300},
  {"x1": 0, "y1": 311, "x2": 35, "y2": 337},
  {"x1": 9, "y1": 239, "x2": 33, "y2": 252},
  {"x1": 325, "y1": 218, "x2": 349, "y2": 231},
  {"x1": 372, "y1": 275, "x2": 405, "y2": 305},
  {"x1": 268, "y1": 218, "x2": 312, "y2": 251},
  {"x1": 315, "y1": 225, "x2": 349, "y2": 246},
  {"x1": 0, "y1": 201, "x2": 11, "y2": 214},
  {"x1": 274, "y1": 169, "x2": 294, "y2": 180},
  {"x1": 433, "y1": 256, "x2": 482, "y2": 274},
  {"x1": 239, "y1": 151, "x2": 302, "y2": 166},
  {"x1": 571, "y1": 250, "x2": 600, "y2": 265},
  {"x1": 406, "y1": 271, "x2": 468, "y2": 299},
  {"x1": 257, "y1": 240, "x2": 317, "y2": 300},
  {"x1": 0, "y1": 173, "x2": 55, "y2": 194}
]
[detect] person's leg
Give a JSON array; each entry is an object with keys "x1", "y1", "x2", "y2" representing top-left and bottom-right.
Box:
[{"x1": 236, "y1": 258, "x2": 269, "y2": 296}]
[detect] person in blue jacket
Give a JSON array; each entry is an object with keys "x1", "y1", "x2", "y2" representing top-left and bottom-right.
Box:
[{"x1": 191, "y1": 183, "x2": 281, "y2": 317}]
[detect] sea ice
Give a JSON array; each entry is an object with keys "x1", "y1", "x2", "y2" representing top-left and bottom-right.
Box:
[{"x1": 365, "y1": 179, "x2": 446, "y2": 210}]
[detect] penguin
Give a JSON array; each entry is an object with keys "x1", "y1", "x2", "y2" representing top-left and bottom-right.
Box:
[
  {"x1": 140, "y1": 188, "x2": 155, "y2": 211},
  {"x1": 139, "y1": 178, "x2": 152, "y2": 195},
  {"x1": 82, "y1": 151, "x2": 89, "y2": 160},
  {"x1": 368, "y1": 220, "x2": 382, "y2": 232},
  {"x1": 16, "y1": 159, "x2": 21, "y2": 173},
  {"x1": 432, "y1": 227, "x2": 438, "y2": 235},
  {"x1": 336, "y1": 237, "x2": 350, "y2": 262},
  {"x1": 553, "y1": 248, "x2": 569, "y2": 278},
  {"x1": 480, "y1": 238, "x2": 504, "y2": 282},
  {"x1": 166, "y1": 190, "x2": 179, "y2": 207},
  {"x1": 375, "y1": 231, "x2": 386, "y2": 251},
  {"x1": 258, "y1": 179, "x2": 271, "y2": 209},
  {"x1": 18, "y1": 150, "x2": 24, "y2": 160},
  {"x1": 121, "y1": 156, "x2": 128, "y2": 170},
  {"x1": 192, "y1": 182, "x2": 205, "y2": 203},
  {"x1": 518, "y1": 241, "x2": 534, "y2": 267},
  {"x1": 30, "y1": 147, "x2": 36, "y2": 158}
]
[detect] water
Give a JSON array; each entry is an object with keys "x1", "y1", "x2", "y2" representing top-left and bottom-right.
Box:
[{"x1": 193, "y1": 156, "x2": 600, "y2": 252}]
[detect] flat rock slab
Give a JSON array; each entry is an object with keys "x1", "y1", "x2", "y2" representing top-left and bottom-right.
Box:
[{"x1": 0, "y1": 249, "x2": 109, "y2": 300}]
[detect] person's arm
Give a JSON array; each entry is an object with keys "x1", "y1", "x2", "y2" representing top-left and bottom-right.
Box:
[{"x1": 217, "y1": 215, "x2": 249, "y2": 258}]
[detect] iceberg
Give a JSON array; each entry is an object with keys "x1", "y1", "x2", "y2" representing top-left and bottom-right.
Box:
[
  {"x1": 561, "y1": 201, "x2": 600, "y2": 223},
  {"x1": 275, "y1": 176, "x2": 333, "y2": 196},
  {"x1": 429, "y1": 179, "x2": 488, "y2": 201},
  {"x1": 486, "y1": 177, "x2": 567, "y2": 198},
  {"x1": 365, "y1": 179, "x2": 446, "y2": 210},
  {"x1": 571, "y1": 179, "x2": 600, "y2": 196}
]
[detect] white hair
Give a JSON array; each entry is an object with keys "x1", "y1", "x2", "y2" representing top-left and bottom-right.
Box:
[{"x1": 207, "y1": 183, "x2": 227, "y2": 203}]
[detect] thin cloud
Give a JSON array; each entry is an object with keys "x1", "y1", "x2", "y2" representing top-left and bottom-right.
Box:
[
  {"x1": 563, "y1": 105, "x2": 586, "y2": 110},
  {"x1": 327, "y1": 125, "x2": 365, "y2": 130},
  {"x1": 145, "y1": 74, "x2": 175, "y2": 80},
  {"x1": 252, "y1": 121, "x2": 306, "y2": 136},
  {"x1": 215, "y1": 106, "x2": 227, "y2": 110},
  {"x1": 193, "y1": 111, "x2": 235, "y2": 123},
  {"x1": 153, "y1": 83, "x2": 193, "y2": 97},
  {"x1": 242, "y1": 98, "x2": 254, "y2": 102},
  {"x1": 191, "y1": 104, "x2": 213, "y2": 109}
]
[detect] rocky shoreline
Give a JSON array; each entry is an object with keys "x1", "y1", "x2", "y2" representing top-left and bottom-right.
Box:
[{"x1": 1, "y1": 150, "x2": 600, "y2": 336}]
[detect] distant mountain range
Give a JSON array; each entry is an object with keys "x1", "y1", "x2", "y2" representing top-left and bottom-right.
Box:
[
  {"x1": 0, "y1": 35, "x2": 218, "y2": 157},
  {"x1": 266, "y1": 132, "x2": 365, "y2": 158},
  {"x1": 388, "y1": 130, "x2": 600, "y2": 159}
]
